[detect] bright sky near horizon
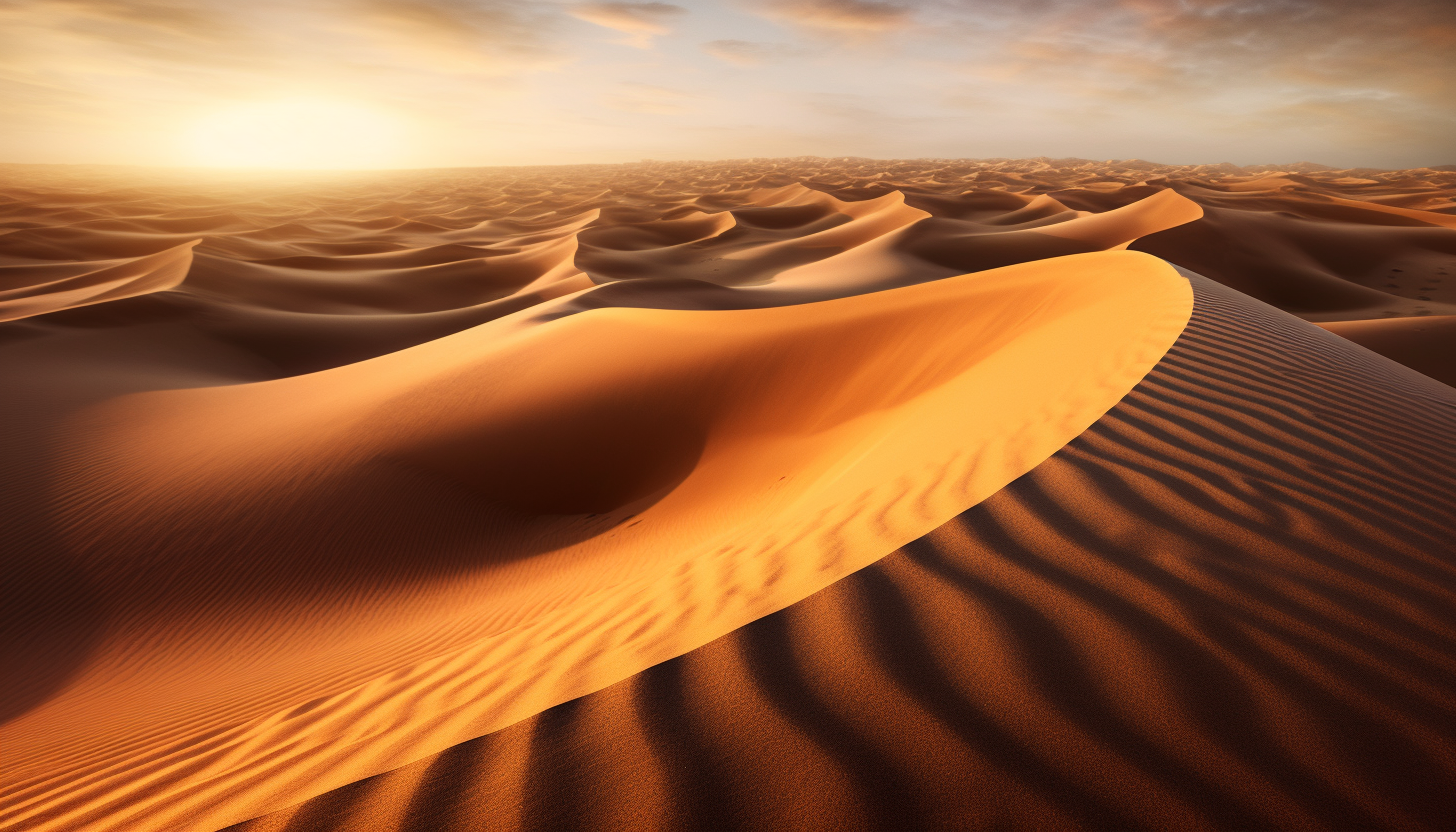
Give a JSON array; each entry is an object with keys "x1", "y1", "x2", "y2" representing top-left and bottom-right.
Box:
[{"x1": 1, "y1": 0, "x2": 1452, "y2": 170}]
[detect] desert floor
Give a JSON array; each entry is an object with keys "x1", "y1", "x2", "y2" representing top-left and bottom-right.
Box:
[{"x1": 2, "y1": 157, "x2": 1454, "y2": 831}]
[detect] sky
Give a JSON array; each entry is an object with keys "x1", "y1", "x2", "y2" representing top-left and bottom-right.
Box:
[{"x1": 0, "y1": 0, "x2": 1452, "y2": 169}]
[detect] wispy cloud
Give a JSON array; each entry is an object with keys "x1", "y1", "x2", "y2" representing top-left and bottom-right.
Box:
[
  {"x1": 750, "y1": 0, "x2": 913, "y2": 34},
  {"x1": 569, "y1": 2, "x2": 685, "y2": 48},
  {"x1": 0, "y1": 0, "x2": 570, "y2": 123},
  {"x1": 349, "y1": 0, "x2": 565, "y2": 73},
  {"x1": 605, "y1": 81, "x2": 695, "y2": 114},
  {"x1": 930, "y1": 0, "x2": 1456, "y2": 156},
  {"x1": 700, "y1": 39, "x2": 805, "y2": 66}
]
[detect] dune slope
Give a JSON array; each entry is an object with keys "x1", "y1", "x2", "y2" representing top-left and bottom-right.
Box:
[{"x1": 1317, "y1": 315, "x2": 1456, "y2": 387}]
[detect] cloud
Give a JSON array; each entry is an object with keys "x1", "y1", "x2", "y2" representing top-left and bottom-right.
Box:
[
  {"x1": 751, "y1": 0, "x2": 912, "y2": 34},
  {"x1": 570, "y1": 2, "x2": 685, "y2": 48},
  {"x1": 934, "y1": 0, "x2": 1456, "y2": 143},
  {"x1": 1238, "y1": 92, "x2": 1456, "y2": 151},
  {"x1": 0, "y1": 0, "x2": 569, "y2": 121},
  {"x1": 0, "y1": 0, "x2": 247, "y2": 68},
  {"x1": 802, "y1": 92, "x2": 889, "y2": 122},
  {"x1": 700, "y1": 39, "x2": 804, "y2": 66},
  {"x1": 0, "y1": 0, "x2": 268, "y2": 124},
  {"x1": 25, "y1": 0, "x2": 234, "y2": 40},
  {"x1": 605, "y1": 82, "x2": 694, "y2": 114},
  {"x1": 347, "y1": 0, "x2": 565, "y2": 74}
]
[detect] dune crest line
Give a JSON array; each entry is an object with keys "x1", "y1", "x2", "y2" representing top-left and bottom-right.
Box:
[{"x1": 0, "y1": 239, "x2": 198, "y2": 322}]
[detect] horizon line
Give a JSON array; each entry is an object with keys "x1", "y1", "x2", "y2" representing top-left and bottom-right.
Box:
[{"x1": 4, "y1": 157, "x2": 1455, "y2": 176}]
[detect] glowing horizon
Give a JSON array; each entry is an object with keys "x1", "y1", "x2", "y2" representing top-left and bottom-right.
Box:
[
  {"x1": 1, "y1": 0, "x2": 1452, "y2": 171},
  {"x1": 178, "y1": 98, "x2": 411, "y2": 170}
]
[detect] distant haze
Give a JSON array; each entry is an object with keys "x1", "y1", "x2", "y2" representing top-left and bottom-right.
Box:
[{"x1": 1, "y1": 0, "x2": 1452, "y2": 169}]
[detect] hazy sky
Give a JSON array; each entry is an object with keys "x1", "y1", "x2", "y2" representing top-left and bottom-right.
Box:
[{"x1": 1, "y1": 0, "x2": 1452, "y2": 169}]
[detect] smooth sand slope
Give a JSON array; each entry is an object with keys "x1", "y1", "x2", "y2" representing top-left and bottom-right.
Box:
[
  {"x1": 1317, "y1": 316, "x2": 1456, "y2": 387},
  {"x1": 1, "y1": 158, "x2": 1453, "y2": 831}
]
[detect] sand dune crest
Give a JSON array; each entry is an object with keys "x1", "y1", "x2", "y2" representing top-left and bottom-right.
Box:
[{"x1": 0, "y1": 240, "x2": 198, "y2": 322}]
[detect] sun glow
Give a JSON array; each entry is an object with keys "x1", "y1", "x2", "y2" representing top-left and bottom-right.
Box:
[{"x1": 182, "y1": 99, "x2": 407, "y2": 169}]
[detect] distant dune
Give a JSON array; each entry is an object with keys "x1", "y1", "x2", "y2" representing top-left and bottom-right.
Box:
[
  {"x1": 2, "y1": 158, "x2": 1453, "y2": 831},
  {"x1": 1317, "y1": 316, "x2": 1456, "y2": 387}
]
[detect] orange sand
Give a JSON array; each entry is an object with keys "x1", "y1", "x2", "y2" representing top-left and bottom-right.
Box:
[{"x1": 2, "y1": 158, "x2": 1453, "y2": 832}]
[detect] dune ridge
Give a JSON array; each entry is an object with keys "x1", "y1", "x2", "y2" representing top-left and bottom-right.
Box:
[{"x1": 0, "y1": 239, "x2": 197, "y2": 322}]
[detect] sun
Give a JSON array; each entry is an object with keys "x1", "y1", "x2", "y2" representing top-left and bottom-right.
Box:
[{"x1": 182, "y1": 99, "x2": 407, "y2": 170}]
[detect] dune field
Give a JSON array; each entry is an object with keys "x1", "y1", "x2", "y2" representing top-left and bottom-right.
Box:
[{"x1": 2, "y1": 157, "x2": 1454, "y2": 831}]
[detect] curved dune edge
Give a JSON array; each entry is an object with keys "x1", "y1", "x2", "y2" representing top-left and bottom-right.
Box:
[
  {"x1": 0, "y1": 240, "x2": 198, "y2": 322},
  {"x1": 1322, "y1": 194, "x2": 1456, "y2": 229},
  {"x1": 0, "y1": 251, "x2": 1190, "y2": 832}
]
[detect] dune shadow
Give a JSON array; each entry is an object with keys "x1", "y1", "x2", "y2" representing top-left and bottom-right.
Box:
[{"x1": 0, "y1": 556, "x2": 107, "y2": 727}]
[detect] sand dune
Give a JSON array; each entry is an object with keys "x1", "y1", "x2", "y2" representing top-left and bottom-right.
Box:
[
  {"x1": 1, "y1": 158, "x2": 1453, "y2": 831},
  {"x1": 1317, "y1": 315, "x2": 1456, "y2": 387},
  {"x1": 0, "y1": 240, "x2": 197, "y2": 322},
  {"x1": 230, "y1": 274, "x2": 1456, "y2": 832}
]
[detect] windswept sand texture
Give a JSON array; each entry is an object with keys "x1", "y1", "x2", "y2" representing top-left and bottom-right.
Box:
[{"x1": 2, "y1": 158, "x2": 1454, "y2": 831}]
